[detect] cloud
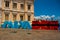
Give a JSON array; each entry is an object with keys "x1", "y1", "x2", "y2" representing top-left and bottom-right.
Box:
[
  {"x1": 40, "y1": 15, "x2": 51, "y2": 20},
  {"x1": 34, "y1": 16, "x2": 41, "y2": 20},
  {"x1": 51, "y1": 15, "x2": 55, "y2": 18},
  {"x1": 34, "y1": 15, "x2": 55, "y2": 20}
]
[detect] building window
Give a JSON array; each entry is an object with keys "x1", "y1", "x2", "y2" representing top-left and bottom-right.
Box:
[
  {"x1": 28, "y1": 16, "x2": 30, "y2": 21},
  {"x1": 13, "y1": 3, "x2": 17, "y2": 8},
  {"x1": 13, "y1": 15, "x2": 16, "y2": 21},
  {"x1": 28, "y1": 5, "x2": 31, "y2": 10},
  {"x1": 20, "y1": 15, "x2": 23, "y2": 21},
  {"x1": 21, "y1": 4, "x2": 24, "y2": 10},
  {"x1": 5, "y1": 1, "x2": 9, "y2": 7},
  {"x1": 5, "y1": 14, "x2": 9, "y2": 21}
]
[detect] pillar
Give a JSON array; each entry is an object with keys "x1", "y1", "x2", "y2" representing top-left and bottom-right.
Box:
[
  {"x1": 17, "y1": 3, "x2": 20, "y2": 11},
  {"x1": 24, "y1": 0, "x2": 27, "y2": 12},
  {"x1": 25, "y1": 13, "x2": 27, "y2": 21},
  {"x1": 9, "y1": 12, "x2": 13, "y2": 22},
  {"x1": 16, "y1": 13, "x2": 20, "y2": 21},
  {"x1": 31, "y1": 4, "x2": 34, "y2": 13},
  {"x1": 2, "y1": 11, "x2": 5, "y2": 23},
  {"x1": 31, "y1": 13, "x2": 34, "y2": 23},
  {"x1": 10, "y1": 0, "x2": 12, "y2": 10},
  {"x1": 24, "y1": 0, "x2": 28, "y2": 21}
]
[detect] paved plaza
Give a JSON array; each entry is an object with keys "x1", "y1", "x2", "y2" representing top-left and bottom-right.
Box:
[{"x1": 0, "y1": 28, "x2": 60, "y2": 40}]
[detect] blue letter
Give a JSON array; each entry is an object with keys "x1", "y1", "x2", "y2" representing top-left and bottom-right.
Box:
[{"x1": 19, "y1": 21, "x2": 31, "y2": 29}]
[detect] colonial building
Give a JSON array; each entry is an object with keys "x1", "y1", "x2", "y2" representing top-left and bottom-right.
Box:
[{"x1": 0, "y1": 0, "x2": 34, "y2": 24}]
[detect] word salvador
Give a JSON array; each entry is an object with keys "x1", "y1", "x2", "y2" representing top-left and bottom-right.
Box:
[{"x1": 2, "y1": 21, "x2": 31, "y2": 29}]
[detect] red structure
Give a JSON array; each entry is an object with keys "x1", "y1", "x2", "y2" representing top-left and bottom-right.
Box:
[{"x1": 32, "y1": 20, "x2": 59, "y2": 30}]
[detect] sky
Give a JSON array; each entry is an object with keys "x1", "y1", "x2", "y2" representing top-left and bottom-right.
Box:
[{"x1": 34, "y1": 0, "x2": 60, "y2": 18}]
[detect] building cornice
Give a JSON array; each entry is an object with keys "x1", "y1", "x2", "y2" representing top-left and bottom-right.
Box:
[{"x1": 2, "y1": 9, "x2": 34, "y2": 13}]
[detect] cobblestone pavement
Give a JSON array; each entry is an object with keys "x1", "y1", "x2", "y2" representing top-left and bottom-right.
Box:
[{"x1": 0, "y1": 28, "x2": 60, "y2": 40}]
